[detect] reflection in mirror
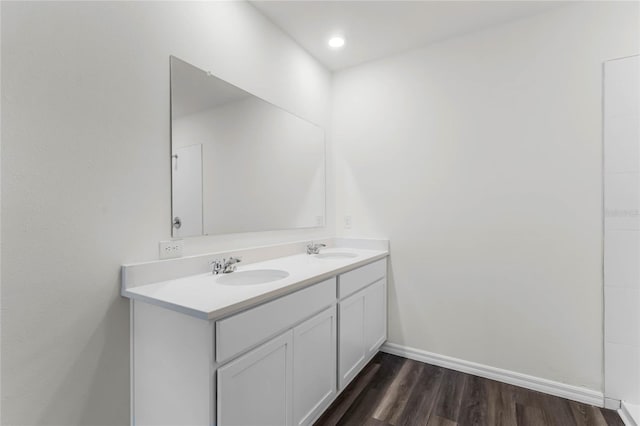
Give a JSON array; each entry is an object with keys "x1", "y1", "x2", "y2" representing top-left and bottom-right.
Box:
[{"x1": 170, "y1": 57, "x2": 325, "y2": 237}]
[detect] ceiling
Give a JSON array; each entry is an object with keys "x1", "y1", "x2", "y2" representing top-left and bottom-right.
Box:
[{"x1": 250, "y1": 1, "x2": 568, "y2": 71}]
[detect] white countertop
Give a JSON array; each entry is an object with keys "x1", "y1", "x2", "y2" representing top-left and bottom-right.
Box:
[{"x1": 123, "y1": 248, "x2": 388, "y2": 320}]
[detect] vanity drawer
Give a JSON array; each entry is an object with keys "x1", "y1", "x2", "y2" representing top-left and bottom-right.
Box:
[
  {"x1": 338, "y1": 258, "x2": 386, "y2": 299},
  {"x1": 216, "y1": 278, "x2": 336, "y2": 363}
]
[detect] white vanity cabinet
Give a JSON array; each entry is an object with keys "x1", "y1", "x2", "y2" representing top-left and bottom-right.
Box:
[
  {"x1": 218, "y1": 330, "x2": 294, "y2": 426},
  {"x1": 216, "y1": 305, "x2": 337, "y2": 426},
  {"x1": 337, "y1": 259, "x2": 387, "y2": 390},
  {"x1": 130, "y1": 255, "x2": 387, "y2": 426},
  {"x1": 293, "y1": 306, "x2": 337, "y2": 426}
]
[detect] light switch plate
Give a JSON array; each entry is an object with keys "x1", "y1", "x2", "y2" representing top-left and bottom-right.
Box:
[{"x1": 159, "y1": 239, "x2": 184, "y2": 259}]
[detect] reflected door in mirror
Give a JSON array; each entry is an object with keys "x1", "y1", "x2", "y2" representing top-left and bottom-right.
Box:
[{"x1": 172, "y1": 144, "x2": 203, "y2": 238}]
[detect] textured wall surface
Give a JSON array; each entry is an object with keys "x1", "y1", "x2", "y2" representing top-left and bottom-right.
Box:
[
  {"x1": 332, "y1": 2, "x2": 638, "y2": 392},
  {"x1": 0, "y1": 2, "x2": 331, "y2": 424}
]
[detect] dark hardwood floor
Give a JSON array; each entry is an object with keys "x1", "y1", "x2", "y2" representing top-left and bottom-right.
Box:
[{"x1": 315, "y1": 353, "x2": 624, "y2": 426}]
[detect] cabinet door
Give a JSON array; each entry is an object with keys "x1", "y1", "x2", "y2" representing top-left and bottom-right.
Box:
[
  {"x1": 364, "y1": 279, "x2": 387, "y2": 356},
  {"x1": 338, "y1": 279, "x2": 388, "y2": 391},
  {"x1": 293, "y1": 306, "x2": 337, "y2": 426},
  {"x1": 217, "y1": 331, "x2": 293, "y2": 426},
  {"x1": 338, "y1": 290, "x2": 366, "y2": 390}
]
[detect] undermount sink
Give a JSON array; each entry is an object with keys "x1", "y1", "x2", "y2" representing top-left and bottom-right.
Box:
[
  {"x1": 314, "y1": 252, "x2": 358, "y2": 259},
  {"x1": 215, "y1": 269, "x2": 290, "y2": 286}
]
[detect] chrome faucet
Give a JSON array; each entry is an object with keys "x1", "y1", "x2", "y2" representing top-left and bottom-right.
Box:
[
  {"x1": 306, "y1": 242, "x2": 326, "y2": 255},
  {"x1": 211, "y1": 257, "x2": 242, "y2": 274}
]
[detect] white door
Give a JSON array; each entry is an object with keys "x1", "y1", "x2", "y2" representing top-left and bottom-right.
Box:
[
  {"x1": 603, "y1": 54, "x2": 640, "y2": 406},
  {"x1": 364, "y1": 279, "x2": 387, "y2": 356},
  {"x1": 171, "y1": 144, "x2": 203, "y2": 238},
  {"x1": 293, "y1": 306, "x2": 337, "y2": 426},
  {"x1": 217, "y1": 331, "x2": 293, "y2": 426},
  {"x1": 338, "y1": 291, "x2": 366, "y2": 390}
]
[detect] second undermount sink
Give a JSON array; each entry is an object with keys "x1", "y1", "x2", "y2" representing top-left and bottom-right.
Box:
[
  {"x1": 314, "y1": 252, "x2": 358, "y2": 260},
  {"x1": 215, "y1": 269, "x2": 290, "y2": 286}
]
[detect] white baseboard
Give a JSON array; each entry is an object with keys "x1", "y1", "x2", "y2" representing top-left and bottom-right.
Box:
[
  {"x1": 605, "y1": 397, "x2": 622, "y2": 410},
  {"x1": 620, "y1": 402, "x2": 639, "y2": 426},
  {"x1": 380, "y1": 342, "x2": 604, "y2": 408}
]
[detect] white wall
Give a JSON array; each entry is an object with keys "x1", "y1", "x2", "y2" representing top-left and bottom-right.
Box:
[
  {"x1": 332, "y1": 2, "x2": 639, "y2": 392},
  {"x1": 0, "y1": 2, "x2": 331, "y2": 424}
]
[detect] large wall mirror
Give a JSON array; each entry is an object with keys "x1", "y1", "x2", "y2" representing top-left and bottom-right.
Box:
[{"x1": 170, "y1": 56, "x2": 326, "y2": 237}]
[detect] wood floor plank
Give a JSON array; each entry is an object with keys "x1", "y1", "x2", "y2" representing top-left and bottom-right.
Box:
[
  {"x1": 336, "y1": 354, "x2": 406, "y2": 425},
  {"x1": 336, "y1": 385, "x2": 385, "y2": 426},
  {"x1": 396, "y1": 364, "x2": 444, "y2": 426},
  {"x1": 599, "y1": 408, "x2": 626, "y2": 426},
  {"x1": 315, "y1": 358, "x2": 381, "y2": 426},
  {"x1": 485, "y1": 381, "x2": 517, "y2": 426},
  {"x1": 315, "y1": 353, "x2": 627, "y2": 426},
  {"x1": 516, "y1": 403, "x2": 548, "y2": 426},
  {"x1": 363, "y1": 417, "x2": 394, "y2": 426},
  {"x1": 510, "y1": 384, "x2": 552, "y2": 410},
  {"x1": 373, "y1": 359, "x2": 425, "y2": 424},
  {"x1": 426, "y1": 415, "x2": 458, "y2": 426},
  {"x1": 568, "y1": 401, "x2": 608, "y2": 426},
  {"x1": 431, "y1": 369, "x2": 468, "y2": 423},
  {"x1": 540, "y1": 393, "x2": 577, "y2": 426},
  {"x1": 457, "y1": 375, "x2": 488, "y2": 426}
]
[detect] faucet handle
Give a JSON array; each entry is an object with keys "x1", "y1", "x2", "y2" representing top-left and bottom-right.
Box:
[
  {"x1": 306, "y1": 242, "x2": 326, "y2": 255},
  {"x1": 222, "y1": 257, "x2": 242, "y2": 273},
  {"x1": 210, "y1": 259, "x2": 224, "y2": 275}
]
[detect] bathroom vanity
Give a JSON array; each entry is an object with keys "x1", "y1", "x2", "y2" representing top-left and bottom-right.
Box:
[
  {"x1": 121, "y1": 57, "x2": 389, "y2": 426},
  {"x1": 122, "y1": 242, "x2": 389, "y2": 426}
]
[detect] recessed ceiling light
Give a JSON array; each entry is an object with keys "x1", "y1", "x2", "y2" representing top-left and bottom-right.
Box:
[{"x1": 328, "y1": 36, "x2": 345, "y2": 49}]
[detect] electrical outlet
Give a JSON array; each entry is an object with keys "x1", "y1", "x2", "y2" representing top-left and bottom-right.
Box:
[
  {"x1": 159, "y1": 239, "x2": 184, "y2": 259},
  {"x1": 344, "y1": 215, "x2": 352, "y2": 229}
]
